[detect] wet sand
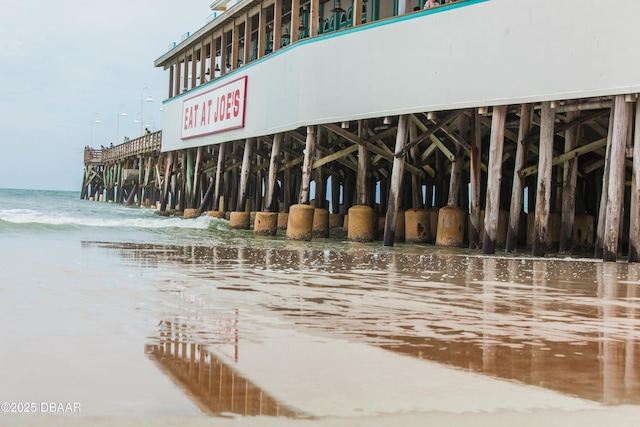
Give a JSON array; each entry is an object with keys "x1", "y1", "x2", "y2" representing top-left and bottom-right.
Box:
[{"x1": 2, "y1": 234, "x2": 640, "y2": 426}]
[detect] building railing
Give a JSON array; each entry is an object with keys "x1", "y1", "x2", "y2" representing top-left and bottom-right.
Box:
[{"x1": 84, "y1": 131, "x2": 163, "y2": 165}]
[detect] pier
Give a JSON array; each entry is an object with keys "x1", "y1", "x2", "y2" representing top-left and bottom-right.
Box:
[{"x1": 82, "y1": 0, "x2": 640, "y2": 261}]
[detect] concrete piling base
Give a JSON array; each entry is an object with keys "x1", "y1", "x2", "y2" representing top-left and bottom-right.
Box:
[
  {"x1": 229, "y1": 211, "x2": 251, "y2": 229},
  {"x1": 436, "y1": 206, "x2": 465, "y2": 247},
  {"x1": 329, "y1": 213, "x2": 345, "y2": 229},
  {"x1": 405, "y1": 209, "x2": 429, "y2": 244},
  {"x1": 347, "y1": 205, "x2": 375, "y2": 242},
  {"x1": 427, "y1": 207, "x2": 439, "y2": 243},
  {"x1": 207, "y1": 211, "x2": 225, "y2": 218},
  {"x1": 254, "y1": 212, "x2": 278, "y2": 236},
  {"x1": 183, "y1": 208, "x2": 201, "y2": 219},
  {"x1": 277, "y1": 212, "x2": 289, "y2": 230},
  {"x1": 312, "y1": 208, "x2": 330, "y2": 238},
  {"x1": 286, "y1": 204, "x2": 315, "y2": 240}
]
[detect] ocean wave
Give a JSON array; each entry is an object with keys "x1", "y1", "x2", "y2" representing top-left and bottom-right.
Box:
[{"x1": 0, "y1": 208, "x2": 216, "y2": 230}]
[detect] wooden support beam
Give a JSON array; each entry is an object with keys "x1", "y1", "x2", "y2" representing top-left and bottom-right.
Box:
[
  {"x1": 482, "y1": 105, "x2": 508, "y2": 254},
  {"x1": 630, "y1": 97, "x2": 640, "y2": 263},
  {"x1": 396, "y1": 110, "x2": 463, "y2": 158},
  {"x1": 291, "y1": 0, "x2": 300, "y2": 44},
  {"x1": 559, "y1": 107, "x2": 580, "y2": 253},
  {"x1": 322, "y1": 123, "x2": 426, "y2": 179},
  {"x1": 506, "y1": 103, "x2": 532, "y2": 253},
  {"x1": 519, "y1": 137, "x2": 607, "y2": 178},
  {"x1": 160, "y1": 152, "x2": 175, "y2": 211},
  {"x1": 312, "y1": 145, "x2": 358, "y2": 169},
  {"x1": 265, "y1": 133, "x2": 283, "y2": 211},
  {"x1": 383, "y1": 115, "x2": 409, "y2": 247},
  {"x1": 447, "y1": 114, "x2": 468, "y2": 207},
  {"x1": 595, "y1": 107, "x2": 615, "y2": 259},
  {"x1": 356, "y1": 120, "x2": 370, "y2": 206},
  {"x1": 469, "y1": 108, "x2": 482, "y2": 249},
  {"x1": 212, "y1": 144, "x2": 226, "y2": 211},
  {"x1": 431, "y1": 135, "x2": 456, "y2": 162},
  {"x1": 299, "y1": 126, "x2": 315, "y2": 204},
  {"x1": 236, "y1": 138, "x2": 255, "y2": 212},
  {"x1": 410, "y1": 122, "x2": 423, "y2": 209},
  {"x1": 439, "y1": 122, "x2": 472, "y2": 154},
  {"x1": 603, "y1": 95, "x2": 631, "y2": 261},
  {"x1": 532, "y1": 102, "x2": 555, "y2": 257}
]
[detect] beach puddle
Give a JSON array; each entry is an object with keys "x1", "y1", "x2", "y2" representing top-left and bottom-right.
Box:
[{"x1": 85, "y1": 241, "x2": 640, "y2": 417}]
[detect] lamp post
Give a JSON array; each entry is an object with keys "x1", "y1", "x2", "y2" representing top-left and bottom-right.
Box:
[
  {"x1": 140, "y1": 87, "x2": 153, "y2": 136},
  {"x1": 116, "y1": 104, "x2": 128, "y2": 143},
  {"x1": 90, "y1": 112, "x2": 100, "y2": 146}
]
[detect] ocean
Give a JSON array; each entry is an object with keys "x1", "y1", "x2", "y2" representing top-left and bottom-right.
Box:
[{"x1": 2, "y1": 188, "x2": 640, "y2": 426}]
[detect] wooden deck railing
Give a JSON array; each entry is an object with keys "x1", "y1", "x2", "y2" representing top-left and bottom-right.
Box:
[{"x1": 84, "y1": 131, "x2": 163, "y2": 165}]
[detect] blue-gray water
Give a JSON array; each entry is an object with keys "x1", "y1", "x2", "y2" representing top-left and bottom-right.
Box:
[{"x1": 2, "y1": 188, "x2": 640, "y2": 426}]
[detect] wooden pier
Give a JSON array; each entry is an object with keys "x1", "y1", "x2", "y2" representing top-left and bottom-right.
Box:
[{"x1": 82, "y1": 0, "x2": 640, "y2": 261}]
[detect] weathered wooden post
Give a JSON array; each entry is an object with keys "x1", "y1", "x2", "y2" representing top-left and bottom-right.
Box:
[
  {"x1": 212, "y1": 143, "x2": 227, "y2": 212},
  {"x1": 469, "y1": 109, "x2": 482, "y2": 249},
  {"x1": 630, "y1": 97, "x2": 640, "y2": 263},
  {"x1": 559, "y1": 108, "x2": 580, "y2": 253},
  {"x1": 482, "y1": 105, "x2": 507, "y2": 254},
  {"x1": 286, "y1": 126, "x2": 316, "y2": 240},
  {"x1": 383, "y1": 114, "x2": 409, "y2": 246},
  {"x1": 230, "y1": 138, "x2": 255, "y2": 229},
  {"x1": 299, "y1": 126, "x2": 315, "y2": 205},
  {"x1": 447, "y1": 114, "x2": 468, "y2": 207},
  {"x1": 506, "y1": 103, "x2": 532, "y2": 253},
  {"x1": 265, "y1": 133, "x2": 283, "y2": 212},
  {"x1": 409, "y1": 122, "x2": 423, "y2": 209},
  {"x1": 160, "y1": 152, "x2": 174, "y2": 212},
  {"x1": 356, "y1": 120, "x2": 370, "y2": 207},
  {"x1": 190, "y1": 146, "x2": 202, "y2": 209},
  {"x1": 595, "y1": 108, "x2": 615, "y2": 259},
  {"x1": 532, "y1": 101, "x2": 555, "y2": 257},
  {"x1": 603, "y1": 95, "x2": 630, "y2": 261}
]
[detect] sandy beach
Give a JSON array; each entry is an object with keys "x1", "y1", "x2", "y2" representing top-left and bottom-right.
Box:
[{"x1": 2, "y1": 190, "x2": 640, "y2": 426}]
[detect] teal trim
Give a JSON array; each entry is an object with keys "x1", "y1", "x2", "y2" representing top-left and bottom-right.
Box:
[{"x1": 162, "y1": 0, "x2": 489, "y2": 106}]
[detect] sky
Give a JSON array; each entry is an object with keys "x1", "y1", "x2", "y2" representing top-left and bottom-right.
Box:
[{"x1": 0, "y1": 0, "x2": 212, "y2": 191}]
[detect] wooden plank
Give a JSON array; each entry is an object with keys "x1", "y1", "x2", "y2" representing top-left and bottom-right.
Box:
[
  {"x1": 482, "y1": 105, "x2": 507, "y2": 254},
  {"x1": 505, "y1": 103, "x2": 532, "y2": 253},
  {"x1": 383, "y1": 115, "x2": 409, "y2": 247},
  {"x1": 532, "y1": 102, "x2": 555, "y2": 257}
]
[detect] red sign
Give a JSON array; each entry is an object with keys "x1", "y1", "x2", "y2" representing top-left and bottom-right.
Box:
[{"x1": 181, "y1": 76, "x2": 247, "y2": 140}]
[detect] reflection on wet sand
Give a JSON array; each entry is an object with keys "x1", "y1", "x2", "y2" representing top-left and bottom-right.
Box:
[
  {"x1": 86, "y1": 241, "x2": 640, "y2": 414},
  {"x1": 145, "y1": 321, "x2": 307, "y2": 418}
]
